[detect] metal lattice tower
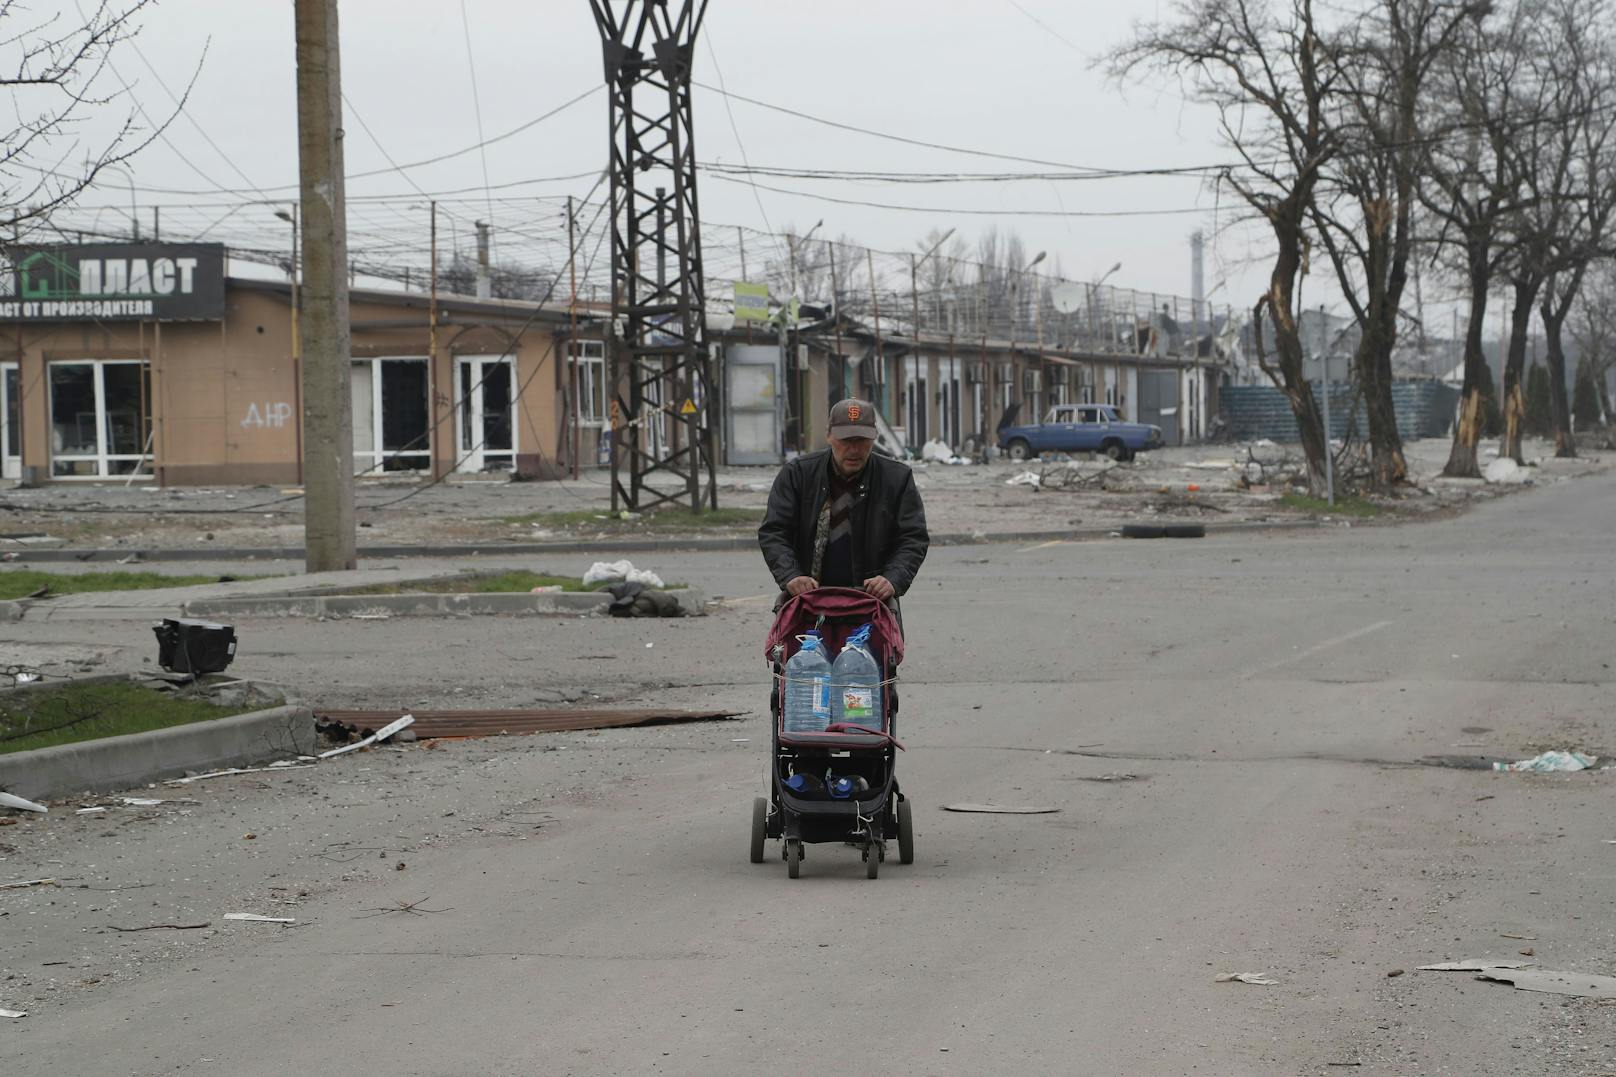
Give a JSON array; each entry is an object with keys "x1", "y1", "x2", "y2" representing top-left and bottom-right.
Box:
[{"x1": 590, "y1": 0, "x2": 717, "y2": 514}]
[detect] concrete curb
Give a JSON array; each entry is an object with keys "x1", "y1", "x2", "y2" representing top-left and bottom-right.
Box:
[
  {"x1": 0, "y1": 600, "x2": 24, "y2": 620},
  {"x1": 6, "y1": 521, "x2": 1322, "y2": 563},
  {"x1": 0, "y1": 703, "x2": 315, "y2": 802},
  {"x1": 182, "y1": 586, "x2": 709, "y2": 620}
]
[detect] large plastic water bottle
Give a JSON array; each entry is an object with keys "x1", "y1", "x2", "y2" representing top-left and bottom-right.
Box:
[
  {"x1": 783, "y1": 633, "x2": 832, "y2": 733},
  {"x1": 830, "y1": 624, "x2": 883, "y2": 732}
]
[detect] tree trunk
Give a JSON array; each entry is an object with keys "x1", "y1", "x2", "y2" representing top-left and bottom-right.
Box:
[
  {"x1": 1252, "y1": 204, "x2": 1329, "y2": 494},
  {"x1": 1358, "y1": 314, "x2": 1407, "y2": 488},
  {"x1": 1444, "y1": 266, "x2": 1491, "y2": 478},
  {"x1": 1499, "y1": 280, "x2": 1535, "y2": 465},
  {"x1": 1541, "y1": 306, "x2": 1576, "y2": 458}
]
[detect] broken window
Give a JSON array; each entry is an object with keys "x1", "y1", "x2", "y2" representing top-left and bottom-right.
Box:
[
  {"x1": 49, "y1": 359, "x2": 151, "y2": 478},
  {"x1": 456, "y1": 355, "x2": 514, "y2": 472},
  {"x1": 351, "y1": 357, "x2": 430, "y2": 474},
  {"x1": 570, "y1": 340, "x2": 606, "y2": 426}
]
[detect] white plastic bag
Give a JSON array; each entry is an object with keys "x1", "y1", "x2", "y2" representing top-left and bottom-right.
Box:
[{"x1": 582, "y1": 560, "x2": 665, "y2": 589}]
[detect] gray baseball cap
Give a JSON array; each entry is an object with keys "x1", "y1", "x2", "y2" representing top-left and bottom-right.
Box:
[{"x1": 829, "y1": 398, "x2": 878, "y2": 440}]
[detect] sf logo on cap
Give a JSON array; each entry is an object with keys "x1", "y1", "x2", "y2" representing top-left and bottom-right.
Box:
[{"x1": 847, "y1": 405, "x2": 861, "y2": 421}]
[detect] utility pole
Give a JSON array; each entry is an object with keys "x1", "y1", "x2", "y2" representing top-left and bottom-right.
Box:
[{"x1": 294, "y1": 0, "x2": 356, "y2": 572}]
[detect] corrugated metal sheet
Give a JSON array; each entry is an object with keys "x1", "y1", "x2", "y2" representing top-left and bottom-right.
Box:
[
  {"x1": 315, "y1": 708, "x2": 742, "y2": 740},
  {"x1": 1221, "y1": 381, "x2": 1460, "y2": 442}
]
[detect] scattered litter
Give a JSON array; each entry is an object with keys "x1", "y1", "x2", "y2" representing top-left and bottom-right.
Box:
[
  {"x1": 0, "y1": 792, "x2": 47, "y2": 813},
  {"x1": 1493, "y1": 750, "x2": 1597, "y2": 773},
  {"x1": 582, "y1": 559, "x2": 664, "y2": 589},
  {"x1": 1475, "y1": 968, "x2": 1616, "y2": 999},
  {"x1": 223, "y1": 913, "x2": 296, "y2": 924},
  {"x1": 350, "y1": 612, "x2": 391, "y2": 621},
  {"x1": 529, "y1": 585, "x2": 561, "y2": 594},
  {"x1": 1417, "y1": 959, "x2": 1536, "y2": 971},
  {"x1": 942, "y1": 803, "x2": 1060, "y2": 814},
  {"x1": 1519, "y1": 948, "x2": 1536, "y2": 957},
  {"x1": 1500, "y1": 933, "x2": 1537, "y2": 940},
  {"x1": 74, "y1": 807, "x2": 107, "y2": 815},
  {"x1": 1006, "y1": 470, "x2": 1042, "y2": 488},
  {"x1": 1386, "y1": 969, "x2": 1404, "y2": 977},
  {"x1": 122, "y1": 798, "x2": 164, "y2": 807},
  {"x1": 107, "y1": 921, "x2": 210, "y2": 932},
  {"x1": 1483, "y1": 458, "x2": 1530, "y2": 485},
  {"x1": 0, "y1": 878, "x2": 58, "y2": 890},
  {"x1": 317, "y1": 714, "x2": 415, "y2": 759},
  {"x1": 1216, "y1": 973, "x2": 1278, "y2": 985},
  {"x1": 15, "y1": 671, "x2": 39, "y2": 684},
  {"x1": 166, "y1": 763, "x2": 317, "y2": 785},
  {"x1": 1081, "y1": 773, "x2": 1141, "y2": 783},
  {"x1": 731, "y1": 738, "x2": 749, "y2": 743},
  {"x1": 0, "y1": 1008, "x2": 25, "y2": 1018}
]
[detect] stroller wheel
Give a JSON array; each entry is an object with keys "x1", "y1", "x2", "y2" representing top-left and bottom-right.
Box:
[
  {"x1": 897, "y1": 799, "x2": 914, "y2": 865},
  {"x1": 749, "y1": 797, "x2": 767, "y2": 864},
  {"x1": 786, "y1": 839, "x2": 802, "y2": 879},
  {"x1": 865, "y1": 842, "x2": 880, "y2": 879}
]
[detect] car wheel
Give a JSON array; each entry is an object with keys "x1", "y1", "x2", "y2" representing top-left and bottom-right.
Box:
[
  {"x1": 1103, "y1": 440, "x2": 1127, "y2": 461},
  {"x1": 1006, "y1": 438, "x2": 1032, "y2": 462}
]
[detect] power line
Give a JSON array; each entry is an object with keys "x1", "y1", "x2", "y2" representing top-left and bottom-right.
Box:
[
  {"x1": 703, "y1": 173, "x2": 1217, "y2": 218},
  {"x1": 701, "y1": 34, "x2": 788, "y2": 272},
  {"x1": 1005, "y1": 0, "x2": 1085, "y2": 56},
  {"x1": 458, "y1": 0, "x2": 498, "y2": 254}
]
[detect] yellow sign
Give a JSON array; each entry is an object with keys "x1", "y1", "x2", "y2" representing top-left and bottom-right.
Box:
[
  {"x1": 680, "y1": 398, "x2": 699, "y2": 415},
  {"x1": 609, "y1": 399, "x2": 623, "y2": 429}
]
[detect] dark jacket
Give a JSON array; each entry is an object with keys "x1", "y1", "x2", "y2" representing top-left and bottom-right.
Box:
[{"x1": 758, "y1": 449, "x2": 929, "y2": 596}]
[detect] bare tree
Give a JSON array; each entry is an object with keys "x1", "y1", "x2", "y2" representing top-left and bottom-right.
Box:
[
  {"x1": 1532, "y1": 0, "x2": 1616, "y2": 456},
  {"x1": 1110, "y1": 0, "x2": 1337, "y2": 491},
  {"x1": 1418, "y1": 1, "x2": 1536, "y2": 478},
  {"x1": 1569, "y1": 261, "x2": 1616, "y2": 422},
  {"x1": 0, "y1": 1, "x2": 175, "y2": 235},
  {"x1": 1310, "y1": 0, "x2": 1476, "y2": 488}
]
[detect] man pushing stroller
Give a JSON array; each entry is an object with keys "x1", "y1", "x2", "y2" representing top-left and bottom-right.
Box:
[{"x1": 757, "y1": 398, "x2": 929, "y2": 613}]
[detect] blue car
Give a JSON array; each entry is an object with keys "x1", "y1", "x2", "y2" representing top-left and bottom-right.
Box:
[{"x1": 998, "y1": 403, "x2": 1165, "y2": 462}]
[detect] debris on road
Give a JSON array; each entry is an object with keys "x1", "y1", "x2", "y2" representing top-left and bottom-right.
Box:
[
  {"x1": 166, "y1": 762, "x2": 317, "y2": 785},
  {"x1": 1499, "y1": 932, "x2": 1537, "y2": 941},
  {"x1": 317, "y1": 713, "x2": 415, "y2": 758},
  {"x1": 223, "y1": 913, "x2": 296, "y2": 924},
  {"x1": 0, "y1": 1008, "x2": 26, "y2": 1018},
  {"x1": 1483, "y1": 458, "x2": 1531, "y2": 485},
  {"x1": 1492, "y1": 750, "x2": 1597, "y2": 772},
  {"x1": 1475, "y1": 968, "x2": 1616, "y2": 999},
  {"x1": 0, "y1": 791, "x2": 48, "y2": 813},
  {"x1": 107, "y1": 921, "x2": 210, "y2": 932},
  {"x1": 582, "y1": 559, "x2": 664, "y2": 589},
  {"x1": 1216, "y1": 972, "x2": 1278, "y2": 985},
  {"x1": 1417, "y1": 959, "x2": 1536, "y2": 971},
  {"x1": 315, "y1": 707, "x2": 741, "y2": 740},
  {"x1": 942, "y1": 803, "x2": 1060, "y2": 814},
  {"x1": 1080, "y1": 772, "x2": 1142, "y2": 783},
  {"x1": 74, "y1": 807, "x2": 107, "y2": 815},
  {"x1": 0, "y1": 877, "x2": 58, "y2": 890}
]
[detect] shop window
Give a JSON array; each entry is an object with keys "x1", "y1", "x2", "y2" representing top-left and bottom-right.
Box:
[
  {"x1": 49, "y1": 360, "x2": 151, "y2": 478},
  {"x1": 570, "y1": 340, "x2": 606, "y2": 426},
  {"x1": 351, "y1": 357, "x2": 430, "y2": 474}
]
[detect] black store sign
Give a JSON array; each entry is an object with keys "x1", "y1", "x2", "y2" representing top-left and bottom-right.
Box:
[{"x1": 0, "y1": 242, "x2": 225, "y2": 321}]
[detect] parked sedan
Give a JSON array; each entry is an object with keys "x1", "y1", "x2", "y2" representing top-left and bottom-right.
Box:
[{"x1": 998, "y1": 404, "x2": 1165, "y2": 462}]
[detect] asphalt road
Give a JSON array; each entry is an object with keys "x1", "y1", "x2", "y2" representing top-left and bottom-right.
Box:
[{"x1": 5, "y1": 472, "x2": 1616, "y2": 1075}]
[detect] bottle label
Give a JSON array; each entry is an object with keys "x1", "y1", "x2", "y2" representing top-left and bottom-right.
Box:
[
  {"x1": 841, "y1": 687, "x2": 874, "y2": 721},
  {"x1": 812, "y1": 677, "x2": 829, "y2": 717}
]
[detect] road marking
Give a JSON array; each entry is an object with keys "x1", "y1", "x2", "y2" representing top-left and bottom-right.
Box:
[
  {"x1": 1018, "y1": 540, "x2": 1067, "y2": 553},
  {"x1": 1247, "y1": 619, "x2": 1394, "y2": 678}
]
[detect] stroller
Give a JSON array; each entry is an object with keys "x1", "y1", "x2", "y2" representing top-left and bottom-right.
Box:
[{"x1": 749, "y1": 587, "x2": 914, "y2": 879}]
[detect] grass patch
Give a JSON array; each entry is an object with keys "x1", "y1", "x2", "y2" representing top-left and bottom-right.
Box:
[
  {"x1": 0, "y1": 680, "x2": 275, "y2": 755},
  {"x1": 1277, "y1": 493, "x2": 1382, "y2": 518},
  {"x1": 0, "y1": 570, "x2": 272, "y2": 601},
  {"x1": 498, "y1": 506, "x2": 764, "y2": 531},
  {"x1": 340, "y1": 570, "x2": 676, "y2": 596}
]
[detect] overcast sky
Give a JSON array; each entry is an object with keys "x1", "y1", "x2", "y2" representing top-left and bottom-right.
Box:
[{"x1": 54, "y1": 0, "x2": 1272, "y2": 308}]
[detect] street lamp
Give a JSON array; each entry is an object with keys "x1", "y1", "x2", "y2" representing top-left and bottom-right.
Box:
[
  {"x1": 911, "y1": 226, "x2": 956, "y2": 338},
  {"x1": 788, "y1": 218, "x2": 824, "y2": 304},
  {"x1": 103, "y1": 163, "x2": 139, "y2": 240}
]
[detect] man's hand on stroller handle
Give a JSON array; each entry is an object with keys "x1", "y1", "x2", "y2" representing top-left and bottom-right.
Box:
[{"x1": 785, "y1": 575, "x2": 894, "y2": 601}]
